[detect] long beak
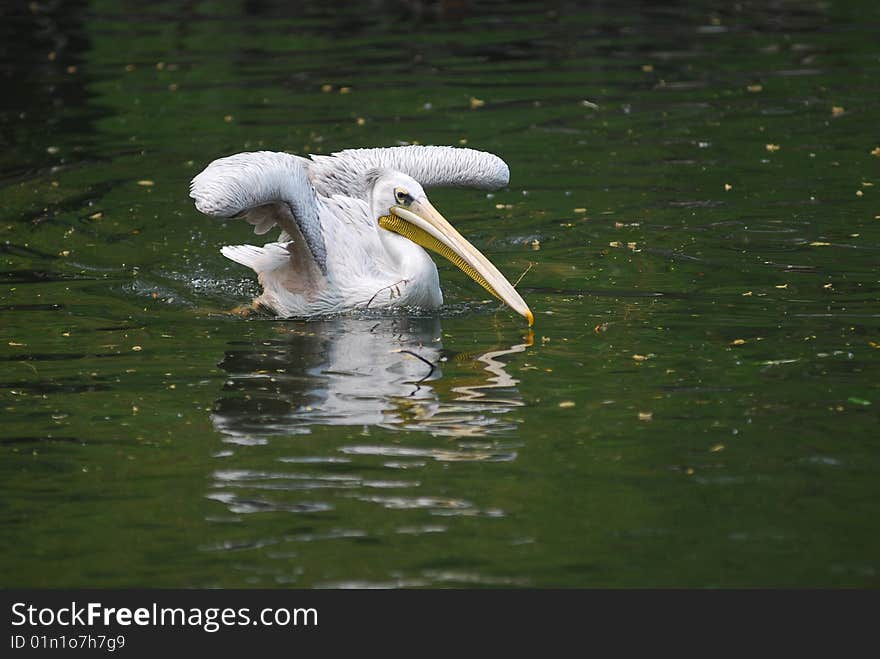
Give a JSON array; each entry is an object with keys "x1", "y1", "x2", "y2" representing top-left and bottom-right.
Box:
[{"x1": 379, "y1": 199, "x2": 534, "y2": 326}]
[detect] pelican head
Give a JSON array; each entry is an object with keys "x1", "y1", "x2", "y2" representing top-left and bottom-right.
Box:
[{"x1": 369, "y1": 171, "x2": 533, "y2": 326}]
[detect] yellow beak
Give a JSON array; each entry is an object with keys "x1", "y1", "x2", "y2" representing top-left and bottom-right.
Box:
[{"x1": 379, "y1": 199, "x2": 534, "y2": 326}]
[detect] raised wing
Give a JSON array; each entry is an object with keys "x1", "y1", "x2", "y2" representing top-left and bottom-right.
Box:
[
  {"x1": 307, "y1": 145, "x2": 510, "y2": 200},
  {"x1": 190, "y1": 151, "x2": 327, "y2": 271}
]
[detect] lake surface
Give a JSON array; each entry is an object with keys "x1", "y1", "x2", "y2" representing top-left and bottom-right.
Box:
[{"x1": 2, "y1": 0, "x2": 878, "y2": 587}]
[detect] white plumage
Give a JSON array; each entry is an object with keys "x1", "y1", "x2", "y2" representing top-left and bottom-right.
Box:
[{"x1": 190, "y1": 145, "x2": 532, "y2": 323}]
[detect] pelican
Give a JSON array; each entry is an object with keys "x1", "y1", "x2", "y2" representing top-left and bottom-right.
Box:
[{"x1": 189, "y1": 145, "x2": 533, "y2": 325}]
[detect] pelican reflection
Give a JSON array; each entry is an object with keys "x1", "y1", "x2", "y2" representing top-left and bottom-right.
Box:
[{"x1": 211, "y1": 316, "x2": 530, "y2": 441}]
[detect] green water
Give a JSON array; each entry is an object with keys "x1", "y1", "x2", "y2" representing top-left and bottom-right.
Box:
[{"x1": 2, "y1": 0, "x2": 879, "y2": 587}]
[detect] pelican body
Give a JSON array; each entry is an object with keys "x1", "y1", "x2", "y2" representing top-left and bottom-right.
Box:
[{"x1": 190, "y1": 146, "x2": 532, "y2": 324}]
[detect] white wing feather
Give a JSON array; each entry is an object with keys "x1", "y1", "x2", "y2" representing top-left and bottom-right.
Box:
[{"x1": 307, "y1": 145, "x2": 510, "y2": 199}]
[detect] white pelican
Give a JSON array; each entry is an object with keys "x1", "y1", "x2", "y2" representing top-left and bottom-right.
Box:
[{"x1": 189, "y1": 145, "x2": 533, "y2": 325}]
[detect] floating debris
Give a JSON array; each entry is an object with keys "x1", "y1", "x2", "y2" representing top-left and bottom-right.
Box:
[
  {"x1": 731, "y1": 339, "x2": 746, "y2": 346},
  {"x1": 558, "y1": 401, "x2": 576, "y2": 408},
  {"x1": 638, "y1": 411, "x2": 653, "y2": 422},
  {"x1": 724, "y1": 183, "x2": 733, "y2": 191},
  {"x1": 469, "y1": 97, "x2": 485, "y2": 109},
  {"x1": 137, "y1": 180, "x2": 154, "y2": 187},
  {"x1": 765, "y1": 143, "x2": 781, "y2": 152},
  {"x1": 747, "y1": 84, "x2": 763, "y2": 93},
  {"x1": 831, "y1": 105, "x2": 845, "y2": 117}
]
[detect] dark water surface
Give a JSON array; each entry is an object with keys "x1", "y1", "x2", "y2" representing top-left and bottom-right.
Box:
[{"x1": 2, "y1": 1, "x2": 879, "y2": 587}]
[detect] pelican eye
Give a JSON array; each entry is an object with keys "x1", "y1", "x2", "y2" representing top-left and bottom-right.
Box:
[{"x1": 394, "y1": 188, "x2": 414, "y2": 206}]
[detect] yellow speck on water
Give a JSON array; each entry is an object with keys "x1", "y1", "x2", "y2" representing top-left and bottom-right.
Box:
[
  {"x1": 530, "y1": 239, "x2": 541, "y2": 250},
  {"x1": 685, "y1": 468, "x2": 695, "y2": 476},
  {"x1": 724, "y1": 183, "x2": 733, "y2": 191},
  {"x1": 339, "y1": 86, "x2": 351, "y2": 94},
  {"x1": 223, "y1": 115, "x2": 233, "y2": 123},
  {"x1": 137, "y1": 180, "x2": 154, "y2": 187},
  {"x1": 731, "y1": 339, "x2": 746, "y2": 346},
  {"x1": 775, "y1": 283, "x2": 788, "y2": 289},
  {"x1": 168, "y1": 83, "x2": 178, "y2": 92},
  {"x1": 747, "y1": 84, "x2": 763, "y2": 93},
  {"x1": 641, "y1": 64, "x2": 654, "y2": 72},
  {"x1": 710, "y1": 444, "x2": 725, "y2": 453},
  {"x1": 632, "y1": 354, "x2": 651, "y2": 362},
  {"x1": 558, "y1": 401, "x2": 576, "y2": 408},
  {"x1": 831, "y1": 105, "x2": 845, "y2": 117},
  {"x1": 810, "y1": 241, "x2": 831, "y2": 246},
  {"x1": 89, "y1": 212, "x2": 102, "y2": 220},
  {"x1": 47, "y1": 146, "x2": 60, "y2": 154},
  {"x1": 856, "y1": 190, "x2": 863, "y2": 197},
  {"x1": 823, "y1": 283, "x2": 833, "y2": 289},
  {"x1": 742, "y1": 291, "x2": 753, "y2": 296},
  {"x1": 765, "y1": 143, "x2": 781, "y2": 152},
  {"x1": 8, "y1": 342, "x2": 26, "y2": 347},
  {"x1": 871, "y1": 147, "x2": 880, "y2": 157},
  {"x1": 62, "y1": 332, "x2": 70, "y2": 337},
  {"x1": 609, "y1": 241, "x2": 622, "y2": 248},
  {"x1": 59, "y1": 250, "x2": 70, "y2": 257},
  {"x1": 638, "y1": 411, "x2": 653, "y2": 422},
  {"x1": 131, "y1": 346, "x2": 142, "y2": 351},
  {"x1": 573, "y1": 208, "x2": 587, "y2": 213},
  {"x1": 355, "y1": 117, "x2": 365, "y2": 126},
  {"x1": 469, "y1": 97, "x2": 485, "y2": 109},
  {"x1": 321, "y1": 84, "x2": 333, "y2": 93}
]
